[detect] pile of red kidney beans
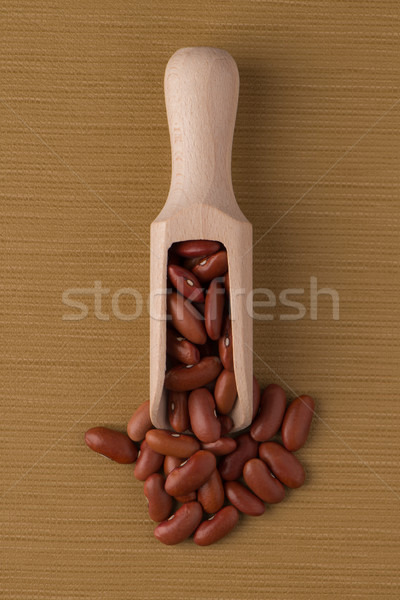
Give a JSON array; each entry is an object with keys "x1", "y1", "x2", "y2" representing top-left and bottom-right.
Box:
[{"x1": 85, "y1": 240, "x2": 315, "y2": 546}]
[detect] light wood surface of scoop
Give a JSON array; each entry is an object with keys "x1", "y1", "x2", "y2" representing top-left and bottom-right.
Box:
[{"x1": 150, "y1": 47, "x2": 253, "y2": 432}]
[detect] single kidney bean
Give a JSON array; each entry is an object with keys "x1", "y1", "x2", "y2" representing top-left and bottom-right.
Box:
[
  {"x1": 163, "y1": 456, "x2": 196, "y2": 502},
  {"x1": 214, "y1": 369, "x2": 237, "y2": 415},
  {"x1": 165, "y1": 450, "x2": 216, "y2": 497},
  {"x1": 218, "y1": 316, "x2": 233, "y2": 371},
  {"x1": 144, "y1": 473, "x2": 173, "y2": 522},
  {"x1": 281, "y1": 395, "x2": 315, "y2": 451},
  {"x1": 126, "y1": 401, "x2": 153, "y2": 442},
  {"x1": 85, "y1": 427, "x2": 138, "y2": 464},
  {"x1": 193, "y1": 506, "x2": 239, "y2": 546},
  {"x1": 250, "y1": 384, "x2": 286, "y2": 442},
  {"x1": 218, "y1": 414, "x2": 234, "y2": 435},
  {"x1": 224, "y1": 481, "x2": 265, "y2": 516},
  {"x1": 168, "y1": 391, "x2": 190, "y2": 433},
  {"x1": 154, "y1": 501, "x2": 203, "y2": 545},
  {"x1": 146, "y1": 429, "x2": 200, "y2": 458},
  {"x1": 219, "y1": 433, "x2": 259, "y2": 481},
  {"x1": 192, "y1": 250, "x2": 228, "y2": 283},
  {"x1": 259, "y1": 442, "x2": 305, "y2": 489},
  {"x1": 164, "y1": 356, "x2": 222, "y2": 392},
  {"x1": 204, "y1": 278, "x2": 225, "y2": 340},
  {"x1": 188, "y1": 388, "x2": 221, "y2": 443},
  {"x1": 166, "y1": 328, "x2": 200, "y2": 365},
  {"x1": 201, "y1": 436, "x2": 237, "y2": 456},
  {"x1": 197, "y1": 469, "x2": 225, "y2": 514},
  {"x1": 172, "y1": 240, "x2": 221, "y2": 258},
  {"x1": 243, "y1": 458, "x2": 285, "y2": 504},
  {"x1": 252, "y1": 376, "x2": 260, "y2": 420},
  {"x1": 167, "y1": 292, "x2": 207, "y2": 345},
  {"x1": 134, "y1": 440, "x2": 164, "y2": 481},
  {"x1": 168, "y1": 264, "x2": 204, "y2": 303}
]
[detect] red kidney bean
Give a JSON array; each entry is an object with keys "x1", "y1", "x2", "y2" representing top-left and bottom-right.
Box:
[
  {"x1": 163, "y1": 456, "x2": 196, "y2": 502},
  {"x1": 197, "y1": 469, "x2": 225, "y2": 514},
  {"x1": 188, "y1": 388, "x2": 221, "y2": 443},
  {"x1": 193, "y1": 506, "x2": 239, "y2": 546},
  {"x1": 204, "y1": 278, "x2": 225, "y2": 340},
  {"x1": 243, "y1": 458, "x2": 285, "y2": 504},
  {"x1": 134, "y1": 440, "x2": 164, "y2": 481},
  {"x1": 146, "y1": 429, "x2": 200, "y2": 458},
  {"x1": 126, "y1": 401, "x2": 153, "y2": 442},
  {"x1": 252, "y1": 376, "x2": 261, "y2": 420},
  {"x1": 165, "y1": 450, "x2": 216, "y2": 497},
  {"x1": 168, "y1": 264, "x2": 204, "y2": 303},
  {"x1": 214, "y1": 369, "x2": 237, "y2": 415},
  {"x1": 167, "y1": 391, "x2": 190, "y2": 433},
  {"x1": 154, "y1": 501, "x2": 203, "y2": 545},
  {"x1": 163, "y1": 454, "x2": 182, "y2": 476},
  {"x1": 201, "y1": 436, "x2": 237, "y2": 456},
  {"x1": 218, "y1": 414, "x2": 234, "y2": 435},
  {"x1": 85, "y1": 427, "x2": 138, "y2": 464},
  {"x1": 224, "y1": 481, "x2": 265, "y2": 516},
  {"x1": 182, "y1": 255, "x2": 205, "y2": 271},
  {"x1": 144, "y1": 473, "x2": 173, "y2": 522},
  {"x1": 164, "y1": 356, "x2": 222, "y2": 392},
  {"x1": 172, "y1": 240, "x2": 221, "y2": 258},
  {"x1": 281, "y1": 395, "x2": 315, "y2": 451},
  {"x1": 192, "y1": 251, "x2": 228, "y2": 283},
  {"x1": 250, "y1": 383, "x2": 286, "y2": 442},
  {"x1": 219, "y1": 433, "x2": 259, "y2": 481},
  {"x1": 167, "y1": 292, "x2": 207, "y2": 345},
  {"x1": 259, "y1": 442, "x2": 305, "y2": 489},
  {"x1": 166, "y1": 328, "x2": 200, "y2": 365},
  {"x1": 218, "y1": 315, "x2": 234, "y2": 371}
]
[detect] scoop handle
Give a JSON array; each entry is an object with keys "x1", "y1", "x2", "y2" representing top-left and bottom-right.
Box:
[{"x1": 164, "y1": 47, "x2": 239, "y2": 210}]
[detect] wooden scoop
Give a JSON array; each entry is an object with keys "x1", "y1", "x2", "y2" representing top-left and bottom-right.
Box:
[{"x1": 149, "y1": 47, "x2": 253, "y2": 432}]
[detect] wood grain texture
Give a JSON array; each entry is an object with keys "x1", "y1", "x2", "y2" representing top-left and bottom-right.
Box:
[
  {"x1": 150, "y1": 47, "x2": 253, "y2": 431},
  {"x1": 0, "y1": 1, "x2": 399, "y2": 599}
]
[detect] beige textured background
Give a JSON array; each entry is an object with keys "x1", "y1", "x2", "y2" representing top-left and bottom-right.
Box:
[{"x1": 1, "y1": 1, "x2": 399, "y2": 599}]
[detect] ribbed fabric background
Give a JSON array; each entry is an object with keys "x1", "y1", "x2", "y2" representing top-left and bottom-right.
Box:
[{"x1": 1, "y1": 1, "x2": 399, "y2": 598}]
